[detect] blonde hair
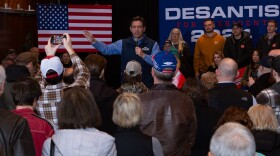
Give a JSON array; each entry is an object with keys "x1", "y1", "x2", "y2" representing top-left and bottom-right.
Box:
[
  {"x1": 112, "y1": 93, "x2": 143, "y2": 128},
  {"x1": 200, "y1": 72, "x2": 218, "y2": 89},
  {"x1": 167, "y1": 28, "x2": 185, "y2": 53},
  {"x1": 248, "y1": 104, "x2": 279, "y2": 132}
]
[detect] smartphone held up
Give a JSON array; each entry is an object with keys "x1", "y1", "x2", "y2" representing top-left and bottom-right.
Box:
[{"x1": 51, "y1": 35, "x2": 66, "y2": 45}]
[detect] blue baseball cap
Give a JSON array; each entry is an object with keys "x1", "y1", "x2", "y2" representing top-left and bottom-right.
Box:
[{"x1": 153, "y1": 51, "x2": 177, "y2": 73}]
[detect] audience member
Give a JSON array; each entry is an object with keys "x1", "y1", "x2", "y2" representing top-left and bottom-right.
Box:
[
  {"x1": 113, "y1": 92, "x2": 163, "y2": 156},
  {"x1": 1, "y1": 52, "x2": 36, "y2": 110},
  {"x1": 241, "y1": 50, "x2": 262, "y2": 88},
  {"x1": 223, "y1": 23, "x2": 254, "y2": 68},
  {"x1": 209, "y1": 122, "x2": 257, "y2": 156},
  {"x1": 248, "y1": 104, "x2": 280, "y2": 155},
  {"x1": 208, "y1": 58, "x2": 256, "y2": 114},
  {"x1": 29, "y1": 47, "x2": 40, "y2": 61},
  {"x1": 42, "y1": 87, "x2": 116, "y2": 156},
  {"x1": 84, "y1": 54, "x2": 118, "y2": 135},
  {"x1": 117, "y1": 60, "x2": 148, "y2": 94},
  {"x1": 207, "y1": 51, "x2": 224, "y2": 73},
  {"x1": 200, "y1": 72, "x2": 218, "y2": 90},
  {"x1": 193, "y1": 18, "x2": 225, "y2": 78},
  {"x1": 62, "y1": 66, "x2": 74, "y2": 84},
  {"x1": 1, "y1": 57, "x2": 15, "y2": 68},
  {"x1": 216, "y1": 106, "x2": 253, "y2": 130},
  {"x1": 6, "y1": 48, "x2": 18, "y2": 62},
  {"x1": 11, "y1": 77, "x2": 54, "y2": 156},
  {"x1": 181, "y1": 78, "x2": 220, "y2": 156},
  {"x1": 162, "y1": 40, "x2": 172, "y2": 51},
  {"x1": 35, "y1": 33, "x2": 90, "y2": 128},
  {"x1": 257, "y1": 20, "x2": 280, "y2": 56},
  {"x1": 167, "y1": 28, "x2": 194, "y2": 78},
  {"x1": 248, "y1": 56, "x2": 275, "y2": 97},
  {"x1": 16, "y1": 51, "x2": 38, "y2": 76},
  {"x1": 1, "y1": 65, "x2": 30, "y2": 110},
  {"x1": 256, "y1": 55, "x2": 280, "y2": 127},
  {"x1": 60, "y1": 52, "x2": 72, "y2": 68},
  {"x1": 0, "y1": 65, "x2": 36, "y2": 155},
  {"x1": 29, "y1": 47, "x2": 41, "y2": 74},
  {"x1": 139, "y1": 51, "x2": 196, "y2": 155},
  {"x1": 162, "y1": 43, "x2": 187, "y2": 89},
  {"x1": 84, "y1": 16, "x2": 160, "y2": 88}
]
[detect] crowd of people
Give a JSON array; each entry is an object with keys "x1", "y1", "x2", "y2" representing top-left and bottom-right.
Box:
[{"x1": 1, "y1": 16, "x2": 280, "y2": 156}]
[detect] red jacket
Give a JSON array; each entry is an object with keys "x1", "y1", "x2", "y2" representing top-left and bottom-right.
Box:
[{"x1": 12, "y1": 108, "x2": 54, "y2": 156}]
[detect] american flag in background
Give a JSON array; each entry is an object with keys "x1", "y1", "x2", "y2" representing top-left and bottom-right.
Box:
[{"x1": 37, "y1": 4, "x2": 112, "y2": 52}]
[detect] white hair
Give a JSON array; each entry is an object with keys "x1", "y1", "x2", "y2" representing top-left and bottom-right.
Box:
[{"x1": 210, "y1": 122, "x2": 256, "y2": 156}]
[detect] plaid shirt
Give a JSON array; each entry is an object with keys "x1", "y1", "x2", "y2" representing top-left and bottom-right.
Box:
[
  {"x1": 256, "y1": 87, "x2": 280, "y2": 126},
  {"x1": 35, "y1": 53, "x2": 90, "y2": 128}
]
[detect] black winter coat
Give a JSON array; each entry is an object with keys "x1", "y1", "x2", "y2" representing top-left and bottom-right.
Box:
[{"x1": 223, "y1": 31, "x2": 254, "y2": 68}]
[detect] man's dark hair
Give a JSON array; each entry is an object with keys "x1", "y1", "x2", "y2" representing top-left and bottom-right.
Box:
[
  {"x1": 63, "y1": 67, "x2": 74, "y2": 84},
  {"x1": 204, "y1": 18, "x2": 215, "y2": 24},
  {"x1": 58, "y1": 87, "x2": 101, "y2": 129},
  {"x1": 130, "y1": 16, "x2": 146, "y2": 27},
  {"x1": 181, "y1": 78, "x2": 208, "y2": 103},
  {"x1": 11, "y1": 77, "x2": 42, "y2": 106},
  {"x1": 84, "y1": 54, "x2": 106, "y2": 77},
  {"x1": 45, "y1": 69, "x2": 63, "y2": 85}
]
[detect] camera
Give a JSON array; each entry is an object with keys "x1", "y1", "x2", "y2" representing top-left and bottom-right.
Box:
[
  {"x1": 51, "y1": 35, "x2": 66, "y2": 45},
  {"x1": 250, "y1": 70, "x2": 258, "y2": 79}
]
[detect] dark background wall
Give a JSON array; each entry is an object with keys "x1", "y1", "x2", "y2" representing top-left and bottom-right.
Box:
[{"x1": 0, "y1": 0, "x2": 159, "y2": 88}]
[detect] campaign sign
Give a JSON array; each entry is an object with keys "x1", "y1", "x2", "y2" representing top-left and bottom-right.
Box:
[{"x1": 159, "y1": 0, "x2": 280, "y2": 54}]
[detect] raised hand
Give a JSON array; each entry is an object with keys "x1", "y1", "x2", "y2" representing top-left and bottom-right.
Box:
[
  {"x1": 44, "y1": 37, "x2": 60, "y2": 56},
  {"x1": 83, "y1": 30, "x2": 96, "y2": 43}
]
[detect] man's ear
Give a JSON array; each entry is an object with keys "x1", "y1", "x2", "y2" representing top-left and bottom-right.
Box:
[
  {"x1": 26, "y1": 62, "x2": 33, "y2": 68},
  {"x1": 99, "y1": 69, "x2": 105, "y2": 79},
  {"x1": 151, "y1": 67, "x2": 155, "y2": 76},
  {"x1": 208, "y1": 151, "x2": 213, "y2": 156},
  {"x1": 0, "y1": 81, "x2": 5, "y2": 95},
  {"x1": 272, "y1": 69, "x2": 277, "y2": 77},
  {"x1": 215, "y1": 69, "x2": 219, "y2": 76}
]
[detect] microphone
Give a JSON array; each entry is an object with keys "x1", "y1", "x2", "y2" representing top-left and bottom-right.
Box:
[{"x1": 134, "y1": 38, "x2": 138, "y2": 47}]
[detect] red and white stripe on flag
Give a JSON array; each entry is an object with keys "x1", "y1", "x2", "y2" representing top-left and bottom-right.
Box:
[{"x1": 37, "y1": 4, "x2": 112, "y2": 52}]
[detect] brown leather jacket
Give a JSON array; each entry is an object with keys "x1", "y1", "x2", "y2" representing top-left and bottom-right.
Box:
[
  {"x1": 139, "y1": 83, "x2": 197, "y2": 156},
  {"x1": 0, "y1": 109, "x2": 35, "y2": 156}
]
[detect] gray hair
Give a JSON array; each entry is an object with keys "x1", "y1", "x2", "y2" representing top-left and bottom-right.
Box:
[
  {"x1": 210, "y1": 122, "x2": 256, "y2": 156},
  {"x1": 153, "y1": 68, "x2": 175, "y2": 82}
]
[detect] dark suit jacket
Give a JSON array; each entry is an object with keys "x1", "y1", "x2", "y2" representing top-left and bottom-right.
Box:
[
  {"x1": 190, "y1": 99, "x2": 220, "y2": 156},
  {"x1": 89, "y1": 76, "x2": 118, "y2": 135},
  {"x1": 208, "y1": 82, "x2": 253, "y2": 113}
]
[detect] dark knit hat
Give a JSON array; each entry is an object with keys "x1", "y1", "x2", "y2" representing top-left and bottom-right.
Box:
[{"x1": 5, "y1": 65, "x2": 30, "y2": 82}]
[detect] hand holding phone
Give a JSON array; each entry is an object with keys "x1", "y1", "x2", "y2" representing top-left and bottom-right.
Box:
[{"x1": 51, "y1": 35, "x2": 66, "y2": 45}]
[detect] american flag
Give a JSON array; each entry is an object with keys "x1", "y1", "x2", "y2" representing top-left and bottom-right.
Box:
[{"x1": 37, "y1": 4, "x2": 112, "y2": 52}]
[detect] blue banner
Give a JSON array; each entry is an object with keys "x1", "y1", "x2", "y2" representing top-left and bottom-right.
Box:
[{"x1": 159, "y1": 0, "x2": 280, "y2": 54}]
